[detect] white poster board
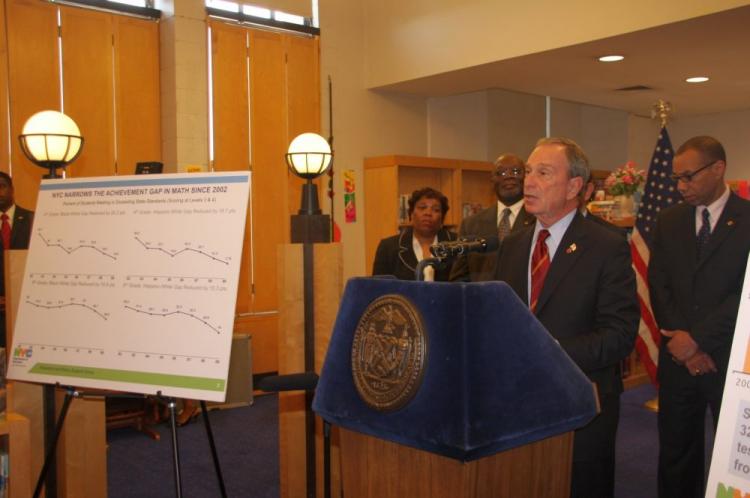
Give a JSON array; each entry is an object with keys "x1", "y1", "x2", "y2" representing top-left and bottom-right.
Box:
[
  {"x1": 706, "y1": 254, "x2": 750, "y2": 497},
  {"x1": 7, "y1": 172, "x2": 250, "y2": 402}
]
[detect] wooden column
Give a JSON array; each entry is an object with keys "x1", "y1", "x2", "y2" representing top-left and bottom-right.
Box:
[{"x1": 277, "y1": 243, "x2": 343, "y2": 498}]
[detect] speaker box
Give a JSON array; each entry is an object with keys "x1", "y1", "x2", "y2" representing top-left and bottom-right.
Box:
[{"x1": 209, "y1": 333, "x2": 253, "y2": 409}]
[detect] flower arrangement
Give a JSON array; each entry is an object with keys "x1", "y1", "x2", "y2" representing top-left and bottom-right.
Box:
[{"x1": 604, "y1": 161, "x2": 646, "y2": 196}]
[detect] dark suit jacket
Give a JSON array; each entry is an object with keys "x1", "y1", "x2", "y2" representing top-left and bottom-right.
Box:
[
  {"x1": 648, "y1": 192, "x2": 750, "y2": 374},
  {"x1": 495, "y1": 212, "x2": 639, "y2": 396},
  {"x1": 0, "y1": 205, "x2": 34, "y2": 295},
  {"x1": 372, "y1": 227, "x2": 457, "y2": 281},
  {"x1": 450, "y1": 203, "x2": 534, "y2": 282},
  {"x1": 1, "y1": 205, "x2": 34, "y2": 347}
]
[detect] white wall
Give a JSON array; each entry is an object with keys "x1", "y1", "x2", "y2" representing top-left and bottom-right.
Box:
[
  {"x1": 670, "y1": 109, "x2": 750, "y2": 180},
  {"x1": 487, "y1": 89, "x2": 546, "y2": 161},
  {"x1": 361, "y1": 0, "x2": 749, "y2": 89},
  {"x1": 320, "y1": 0, "x2": 428, "y2": 280},
  {"x1": 550, "y1": 99, "x2": 630, "y2": 171},
  {"x1": 426, "y1": 91, "x2": 488, "y2": 160}
]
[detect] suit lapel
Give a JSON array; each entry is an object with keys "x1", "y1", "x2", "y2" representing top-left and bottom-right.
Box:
[
  {"x1": 397, "y1": 228, "x2": 418, "y2": 272},
  {"x1": 512, "y1": 207, "x2": 535, "y2": 232},
  {"x1": 697, "y1": 193, "x2": 743, "y2": 268},
  {"x1": 11, "y1": 209, "x2": 29, "y2": 248},
  {"x1": 535, "y1": 215, "x2": 587, "y2": 315}
]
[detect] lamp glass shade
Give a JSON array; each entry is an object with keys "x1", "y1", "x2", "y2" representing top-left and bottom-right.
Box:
[
  {"x1": 286, "y1": 132, "x2": 332, "y2": 178},
  {"x1": 21, "y1": 110, "x2": 82, "y2": 162}
]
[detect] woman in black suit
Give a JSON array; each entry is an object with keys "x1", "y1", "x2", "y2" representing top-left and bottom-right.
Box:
[{"x1": 372, "y1": 187, "x2": 457, "y2": 281}]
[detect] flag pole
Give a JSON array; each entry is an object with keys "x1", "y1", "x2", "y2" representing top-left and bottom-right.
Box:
[
  {"x1": 643, "y1": 99, "x2": 673, "y2": 413},
  {"x1": 327, "y1": 75, "x2": 335, "y2": 240}
]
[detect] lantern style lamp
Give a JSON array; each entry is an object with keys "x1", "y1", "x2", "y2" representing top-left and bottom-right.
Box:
[
  {"x1": 285, "y1": 132, "x2": 332, "y2": 243},
  {"x1": 19, "y1": 110, "x2": 83, "y2": 179}
]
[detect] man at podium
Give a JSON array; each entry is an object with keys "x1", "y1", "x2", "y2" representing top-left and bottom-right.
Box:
[{"x1": 495, "y1": 137, "x2": 639, "y2": 498}]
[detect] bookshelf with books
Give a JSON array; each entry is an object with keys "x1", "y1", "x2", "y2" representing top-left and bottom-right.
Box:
[{"x1": 364, "y1": 155, "x2": 495, "y2": 273}]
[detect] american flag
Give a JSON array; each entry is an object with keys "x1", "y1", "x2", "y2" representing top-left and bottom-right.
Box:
[{"x1": 630, "y1": 127, "x2": 682, "y2": 385}]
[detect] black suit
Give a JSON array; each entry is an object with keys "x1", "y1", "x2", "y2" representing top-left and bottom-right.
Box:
[
  {"x1": 1, "y1": 205, "x2": 34, "y2": 347},
  {"x1": 372, "y1": 227, "x2": 457, "y2": 281},
  {"x1": 450, "y1": 203, "x2": 534, "y2": 281},
  {"x1": 648, "y1": 192, "x2": 750, "y2": 498},
  {"x1": 495, "y1": 212, "x2": 639, "y2": 498}
]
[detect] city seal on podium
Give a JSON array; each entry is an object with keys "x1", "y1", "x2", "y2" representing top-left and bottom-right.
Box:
[{"x1": 351, "y1": 294, "x2": 427, "y2": 411}]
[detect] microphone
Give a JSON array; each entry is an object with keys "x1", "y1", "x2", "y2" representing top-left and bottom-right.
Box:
[
  {"x1": 430, "y1": 236, "x2": 499, "y2": 259},
  {"x1": 257, "y1": 372, "x2": 319, "y2": 392}
]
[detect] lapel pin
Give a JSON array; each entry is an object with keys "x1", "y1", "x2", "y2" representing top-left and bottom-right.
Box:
[
  {"x1": 727, "y1": 220, "x2": 735, "y2": 226},
  {"x1": 566, "y1": 243, "x2": 577, "y2": 254}
]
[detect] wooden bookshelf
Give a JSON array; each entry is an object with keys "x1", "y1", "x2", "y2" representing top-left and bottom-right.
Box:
[{"x1": 364, "y1": 155, "x2": 494, "y2": 273}]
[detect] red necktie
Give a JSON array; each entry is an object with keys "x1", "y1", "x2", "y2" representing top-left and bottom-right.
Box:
[
  {"x1": 530, "y1": 229, "x2": 550, "y2": 313},
  {"x1": 1, "y1": 213, "x2": 10, "y2": 250}
]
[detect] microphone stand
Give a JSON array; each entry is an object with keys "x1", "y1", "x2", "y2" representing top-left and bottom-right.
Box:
[{"x1": 415, "y1": 257, "x2": 442, "y2": 281}]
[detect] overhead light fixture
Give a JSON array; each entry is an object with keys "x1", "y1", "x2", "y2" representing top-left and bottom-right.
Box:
[
  {"x1": 598, "y1": 55, "x2": 624, "y2": 62},
  {"x1": 686, "y1": 76, "x2": 709, "y2": 83}
]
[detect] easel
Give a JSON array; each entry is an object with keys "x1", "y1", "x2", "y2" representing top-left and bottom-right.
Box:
[{"x1": 33, "y1": 385, "x2": 228, "y2": 498}]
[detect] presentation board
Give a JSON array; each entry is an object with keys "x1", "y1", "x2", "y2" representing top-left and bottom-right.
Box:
[
  {"x1": 7, "y1": 172, "x2": 250, "y2": 402},
  {"x1": 707, "y1": 254, "x2": 750, "y2": 497}
]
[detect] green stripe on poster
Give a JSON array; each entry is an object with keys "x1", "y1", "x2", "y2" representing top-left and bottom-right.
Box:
[{"x1": 29, "y1": 363, "x2": 225, "y2": 391}]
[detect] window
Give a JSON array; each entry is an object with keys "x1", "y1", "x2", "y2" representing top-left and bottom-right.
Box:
[{"x1": 206, "y1": 0, "x2": 317, "y2": 32}]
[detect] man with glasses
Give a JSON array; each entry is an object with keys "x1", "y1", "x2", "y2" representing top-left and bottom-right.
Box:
[
  {"x1": 450, "y1": 153, "x2": 534, "y2": 281},
  {"x1": 649, "y1": 136, "x2": 750, "y2": 498}
]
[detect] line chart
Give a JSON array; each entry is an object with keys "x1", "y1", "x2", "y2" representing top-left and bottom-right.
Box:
[
  {"x1": 25, "y1": 297, "x2": 110, "y2": 320},
  {"x1": 30, "y1": 272, "x2": 116, "y2": 281},
  {"x1": 123, "y1": 301, "x2": 223, "y2": 334},
  {"x1": 37, "y1": 229, "x2": 118, "y2": 260},
  {"x1": 133, "y1": 232, "x2": 230, "y2": 265},
  {"x1": 117, "y1": 349, "x2": 220, "y2": 364},
  {"x1": 125, "y1": 274, "x2": 227, "y2": 283},
  {"x1": 19, "y1": 342, "x2": 106, "y2": 355}
]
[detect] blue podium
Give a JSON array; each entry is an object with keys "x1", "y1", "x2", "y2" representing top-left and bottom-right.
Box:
[{"x1": 313, "y1": 278, "x2": 598, "y2": 498}]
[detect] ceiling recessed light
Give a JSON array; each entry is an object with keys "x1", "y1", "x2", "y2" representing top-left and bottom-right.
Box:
[
  {"x1": 598, "y1": 55, "x2": 624, "y2": 62},
  {"x1": 686, "y1": 76, "x2": 709, "y2": 83}
]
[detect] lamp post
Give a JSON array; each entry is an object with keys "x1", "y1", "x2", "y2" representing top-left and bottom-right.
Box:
[
  {"x1": 286, "y1": 132, "x2": 332, "y2": 243},
  {"x1": 18, "y1": 110, "x2": 82, "y2": 498},
  {"x1": 19, "y1": 110, "x2": 84, "y2": 179},
  {"x1": 285, "y1": 132, "x2": 332, "y2": 498}
]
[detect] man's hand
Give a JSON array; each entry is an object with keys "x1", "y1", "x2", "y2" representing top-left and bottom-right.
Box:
[
  {"x1": 665, "y1": 330, "x2": 699, "y2": 362},
  {"x1": 684, "y1": 350, "x2": 717, "y2": 376}
]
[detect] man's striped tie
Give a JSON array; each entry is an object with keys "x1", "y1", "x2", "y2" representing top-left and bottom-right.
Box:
[{"x1": 530, "y1": 229, "x2": 550, "y2": 313}]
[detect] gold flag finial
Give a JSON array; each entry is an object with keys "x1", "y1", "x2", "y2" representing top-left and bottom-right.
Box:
[{"x1": 651, "y1": 99, "x2": 673, "y2": 128}]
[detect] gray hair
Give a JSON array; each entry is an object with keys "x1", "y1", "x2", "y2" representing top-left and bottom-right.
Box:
[{"x1": 535, "y1": 137, "x2": 591, "y2": 183}]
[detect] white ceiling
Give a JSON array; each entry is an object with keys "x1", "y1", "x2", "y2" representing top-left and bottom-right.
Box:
[{"x1": 373, "y1": 5, "x2": 750, "y2": 118}]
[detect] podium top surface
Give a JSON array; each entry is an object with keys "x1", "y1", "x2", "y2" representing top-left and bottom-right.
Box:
[{"x1": 313, "y1": 277, "x2": 598, "y2": 461}]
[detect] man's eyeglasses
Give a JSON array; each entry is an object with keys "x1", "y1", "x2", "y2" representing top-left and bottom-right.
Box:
[
  {"x1": 669, "y1": 160, "x2": 716, "y2": 183},
  {"x1": 493, "y1": 167, "x2": 523, "y2": 178}
]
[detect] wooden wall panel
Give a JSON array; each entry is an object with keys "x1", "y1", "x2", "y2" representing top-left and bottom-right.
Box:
[
  {"x1": 5, "y1": 0, "x2": 60, "y2": 209},
  {"x1": 210, "y1": 21, "x2": 250, "y2": 172},
  {"x1": 249, "y1": 29, "x2": 287, "y2": 313},
  {"x1": 210, "y1": 21, "x2": 253, "y2": 313},
  {"x1": 60, "y1": 5, "x2": 115, "y2": 178},
  {"x1": 285, "y1": 35, "x2": 321, "y2": 217},
  {"x1": 0, "y1": 0, "x2": 9, "y2": 172},
  {"x1": 114, "y1": 16, "x2": 161, "y2": 175},
  {"x1": 209, "y1": 22, "x2": 322, "y2": 374}
]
